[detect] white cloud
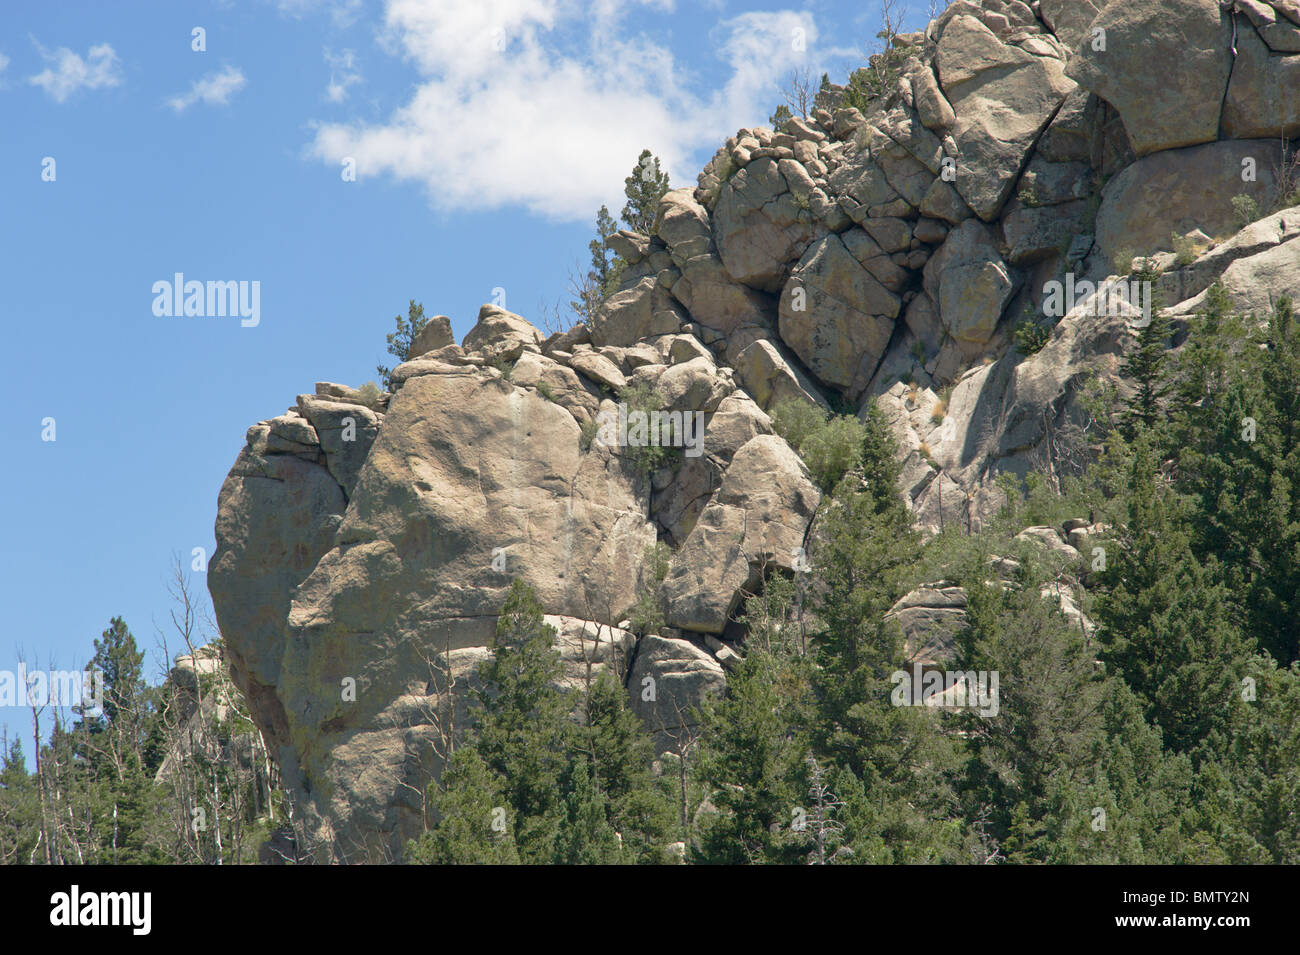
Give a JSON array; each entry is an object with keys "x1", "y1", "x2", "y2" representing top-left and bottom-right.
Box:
[
  {"x1": 167, "y1": 65, "x2": 246, "y2": 112},
  {"x1": 28, "y1": 41, "x2": 123, "y2": 103},
  {"x1": 324, "y1": 48, "x2": 362, "y2": 103},
  {"x1": 306, "y1": 0, "x2": 820, "y2": 222},
  {"x1": 0, "y1": 53, "x2": 9, "y2": 73}
]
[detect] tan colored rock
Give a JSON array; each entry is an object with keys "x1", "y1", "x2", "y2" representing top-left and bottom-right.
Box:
[
  {"x1": 663, "y1": 435, "x2": 819, "y2": 632},
  {"x1": 1222, "y1": 22, "x2": 1300, "y2": 138},
  {"x1": 509, "y1": 351, "x2": 602, "y2": 423},
  {"x1": 655, "y1": 355, "x2": 733, "y2": 414},
  {"x1": 461, "y1": 304, "x2": 543, "y2": 355},
  {"x1": 713, "y1": 158, "x2": 814, "y2": 292},
  {"x1": 569, "y1": 348, "x2": 628, "y2": 392},
  {"x1": 1094, "y1": 139, "x2": 1282, "y2": 265},
  {"x1": 1167, "y1": 235, "x2": 1300, "y2": 317},
  {"x1": 590, "y1": 276, "x2": 683, "y2": 347},
  {"x1": 778, "y1": 233, "x2": 900, "y2": 390},
  {"x1": 1039, "y1": 0, "x2": 1104, "y2": 50},
  {"x1": 1065, "y1": 0, "x2": 1233, "y2": 156},
  {"x1": 733, "y1": 338, "x2": 830, "y2": 411},
  {"x1": 257, "y1": 368, "x2": 657, "y2": 858},
  {"x1": 884, "y1": 585, "x2": 968, "y2": 666},
  {"x1": 671, "y1": 253, "x2": 777, "y2": 334},
  {"x1": 408, "y1": 314, "x2": 454, "y2": 358},
  {"x1": 629, "y1": 634, "x2": 725, "y2": 751},
  {"x1": 210, "y1": 448, "x2": 345, "y2": 754},
  {"x1": 938, "y1": 15, "x2": 1076, "y2": 220},
  {"x1": 923, "y1": 219, "x2": 1022, "y2": 346},
  {"x1": 908, "y1": 64, "x2": 956, "y2": 131},
  {"x1": 296, "y1": 395, "x2": 382, "y2": 498}
]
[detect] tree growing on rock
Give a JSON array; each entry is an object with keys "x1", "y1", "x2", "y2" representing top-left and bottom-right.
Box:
[
  {"x1": 574, "y1": 150, "x2": 672, "y2": 325},
  {"x1": 376, "y1": 299, "x2": 430, "y2": 391}
]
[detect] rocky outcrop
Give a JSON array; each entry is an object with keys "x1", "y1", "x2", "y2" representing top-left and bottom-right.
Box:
[{"x1": 208, "y1": 0, "x2": 1300, "y2": 862}]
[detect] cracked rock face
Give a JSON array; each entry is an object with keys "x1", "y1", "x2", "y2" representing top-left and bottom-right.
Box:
[{"x1": 210, "y1": 0, "x2": 1300, "y2": 861}]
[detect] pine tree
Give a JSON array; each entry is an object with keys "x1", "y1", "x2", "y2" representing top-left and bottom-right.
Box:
[
  {"x1": 406, "y1": 748, "x2": 520, "y2": 864},
  {"x1": 621, "y1": 149, "x2": 671, "y2": 235},
  {"x1": 471, "y1": 580, "x2": 574, "y2": 862},
  {"x1": 579, "y1": 671, "x2": 673, "y2": 863},
  {"x1": 376, "y1": 300, "x2": 430, "y2": 391},
  {"x1": 1095, "y1": 430, "x2": 1253, "y2": 756},
  {"x1": 693, "y1": 648, "x2": 807, "y2": 865},
  {"x1": 1120, "y1": 267, "x2": 1172, "y2": 436}
]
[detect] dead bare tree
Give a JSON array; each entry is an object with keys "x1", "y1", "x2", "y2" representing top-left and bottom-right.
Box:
[
  {"x1": 780, "y1": 66, "x2": 814, "y2": 119},
  {"x1": 804, "y1": 755, "x2": 853, "y2": 864}
]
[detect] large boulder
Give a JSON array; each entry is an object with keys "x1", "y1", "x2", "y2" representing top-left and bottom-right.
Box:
[
  {"x1": 408, "y1": 315, "x2": 454, "y2": 358},
  {"x1": 244, "y1": 366, "x2": 657, "y2": 859},
  {"x1": 662, "y1": 435, "x2": 819, "y2": 633},
  {"x1": 923, "y1": 219, "x2": 1022, "y2": 347},
  {"x1": 461, "y1": 304, "x2": 543, "y2": 358},
  {"x1": 732, "y1": 338, "x2": 830, "y2": 411},
  {"x1": 1221, "y1": 22, "x2": 1300, "y2": 138},
  {"x1": 778, "y1": 233, "x2": 900, "y2": 391},
  {"x1": 209, "y1": 447, "x2": 346, "y2": 754},
  {"x1": 1040, "y1": 0, "x2": 1105, "y2": 50},
  {"x1": 671, "y1": 253, "x2": 777, "y2": 335},
  {"x1": 590, "y1": 276, "x2": 684, "y2": 347},
  {"x1": 937, "y1": 15, "x2": 1076, "y2": 220},
  {"x1": 629, "y1": 634, "x2": 726, "y2": 752},
  {"x1": 1094, "y1": 139, "x2": 1282, "y2": 264},
  {"x1": 1065, "y1": 0, "x2": 1233, "y2": 156},
  {"x1": 713, "y1": 158, "x2": 815, "y2": 293}
]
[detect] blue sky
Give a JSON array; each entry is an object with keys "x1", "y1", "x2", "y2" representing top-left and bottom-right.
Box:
[{"x1": 0, "y1": 0, "x2": 934, "y2": 755}]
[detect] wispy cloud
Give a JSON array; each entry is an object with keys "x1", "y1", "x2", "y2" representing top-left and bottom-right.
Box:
[
  {"x1": 324, "y1": 48, "x2": 362, "y2": 103},
  {"x1": 306, "y1": 0, "x2": 822, "y2": 222},
  {"x1": 167, "y1": 65, "x2": 246, "y2": 112},
  {"x1": 28, "y1": 41, "x2": 123, "y2": 102},
  {"x1": 273, "y1": 0, "x2": 363, "y2": 28}
]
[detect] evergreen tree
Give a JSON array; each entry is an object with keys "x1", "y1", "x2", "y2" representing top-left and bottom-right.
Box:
[
  {"x1": 406, "y1": 748, "x2": 520, "y2": 864},
  {"x1": 1120, "y1": 267, "x2": 1172, "y2": 436},
  {"x1": 1095, "y1": 430, "x2": 1253, "y2": 756},
  {"x1": 693, "y1": 648, "x2": 807, "y2": 865},
  {"x1": 579, "y1": 671, "x2": 674, "y2": 863},
  {"x1": 621, "y1": 149, "x2": 671, "y2": 235},
  {"x1": 376, "y1": 300, "x2": 430, "y2": 391},
  {"x1": 472, "y1": 580, "x2": 574, "y2": 863}
]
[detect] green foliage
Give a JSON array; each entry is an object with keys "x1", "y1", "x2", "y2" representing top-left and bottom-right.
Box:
[
  {"x1": 376, "y1": 299, "x2": 430, "y2": 391},
  {"x1": 629, "y1": 542, "x2": 670, "y2": 635},
  {"x1": 410, "y1": 580, "x2": 671, "y2": 865},
  {"x1": 770, "y1": 399, "x2": 828, "y2": 453},
  {"x1": 769, "y1": 103, "x2": 792, "y2": 129},
  {"x1": 1232, "y1": 193, "x2": 1260, "y2": 229},
  {"x1": 770, "y1": 399, "x2": 866, "y2": 491},
  {"x1": 622, "y1": 149, "x2": 671, "y2": 235},
  {"x1": 841, "y1": 42, "x2": 908, "y2": 113},
  {"x1": 405, "y1": 748, "x2": 519, "y2": 864},
  {"x1": 579, "y1": 416, "x2": 599, "y2": 452},
  {"x1": 1120, "y1": 265, "x2": 1172, "y2": 436},
  {"x1": 1013, "y1": 319, "x2": 1050, "y2": 356},
  {"x1": 356, "y1": 380, "x2": 383, "y2": 402},
  {"x1": 617, "y1": 380, "x2": 679, "y2": 475},
  {"x1": 1171, "y1": 231, "x2": 1198, "y2": 267}
]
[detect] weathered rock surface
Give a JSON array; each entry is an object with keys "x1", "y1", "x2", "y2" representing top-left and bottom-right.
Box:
[
  {"x1": 1065, "y1": 0, "x2": 1233, "y2": 156},
  {"x1": 208, "y1": 0, "x2": 1300, "y2": 862}
]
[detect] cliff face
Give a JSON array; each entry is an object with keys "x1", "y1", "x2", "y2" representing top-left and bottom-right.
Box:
[{"x1": 209, "y1": 0, "x2": 1300, "y2": 861}]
